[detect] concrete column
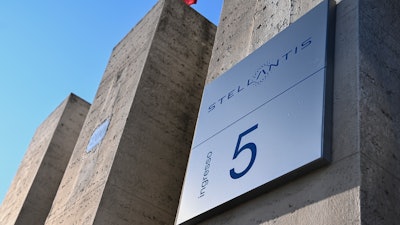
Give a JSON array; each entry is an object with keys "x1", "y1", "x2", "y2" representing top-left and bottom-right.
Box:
[
  {"x1": 358, "y1": 0, "x2": 400, "y2": 224},
  {"x1": 44, "y1": 0, "x2": 216, "y2": 224},
  {"x1": 0, "y1": 93, "x2": 90, "y2": 225},
  {"x1": 199, "y1": 0, "x2": 400, "y2": 224}
]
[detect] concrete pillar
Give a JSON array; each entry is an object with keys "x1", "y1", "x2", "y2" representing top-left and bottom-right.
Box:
[
  {"x1": 0, "y1": 94, "x2": 90, "y2": 225},
  {"x1": 198, "y1": 0, "x2": 400, "y2": 224},
  {"x1": 44, "y1": 0, "x2": 216, "y2": 224},
  {"x1": 358, "y1": 0, "x2": 400, "y2": 224}
]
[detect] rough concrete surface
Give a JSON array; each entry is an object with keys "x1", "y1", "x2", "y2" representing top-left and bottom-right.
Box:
[
  {"x1": 200, "y1": 0, "x2": 363, "y2": 224},
  {"x1": 44, "y1": 0, "x2": 216, "y2": 224},
  {"x1": 3, "y1": 0, "x2": 399, "y2": 224},
  {"x1": 0, "y1": 93, "x2": 89, "y2": 225},
  {"x1": 198, "y1": 0, "x2": 398, "y2": 224},
  {"x1": 359, "y1": 0, "x2": 400, "y2": 224}
]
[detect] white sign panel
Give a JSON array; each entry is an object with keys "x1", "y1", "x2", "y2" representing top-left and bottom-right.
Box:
[{"x1": 176, "y1": 0, "x2": 335, "y2": 224}]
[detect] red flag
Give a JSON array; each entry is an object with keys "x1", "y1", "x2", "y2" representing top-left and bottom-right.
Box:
[{"x1": 184, "y1": 0, "x2": 197, "y2": 5}]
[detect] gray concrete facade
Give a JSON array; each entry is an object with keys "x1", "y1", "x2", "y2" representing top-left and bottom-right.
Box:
[
  {"x1": 2, "y1": 0, "x2": 399, "y2": 224},
  {"x1": 359, "y1": 0, "x2": 400, "y2": 224},
  {"x1": 44, "y1": 0, "x2": 216, "y2": 224},
  {"x1": 197, "y1": 0, "x2": 400, "y2": 224},
  {"x1": 0, "y1": 93, "x2": 90, "y2": 225}
]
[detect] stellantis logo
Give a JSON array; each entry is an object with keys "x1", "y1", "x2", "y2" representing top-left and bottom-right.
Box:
[{"x1": 207, "y1": 37, "x2": 312, "y2": 113}]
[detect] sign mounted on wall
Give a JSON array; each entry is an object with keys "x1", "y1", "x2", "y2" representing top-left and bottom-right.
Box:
[{"x1": 175, "y1": 0, "x2": 336, "y2": 224}]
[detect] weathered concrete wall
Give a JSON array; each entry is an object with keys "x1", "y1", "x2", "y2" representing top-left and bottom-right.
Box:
[
  {"x1": 0, "y1": 93, "x2": 90, "y2": 225},
  {"x1": 44, "y1": 0, "x2": 216, "y2": 224},
  {"x1": 45, "y1": 2, "x2": 166, "y2": 223},
  {"x1": 198, "y1": 0, "x2": 400, "y2": 224},
  {"x1": 199, "y1": 0, "x2": 363, "y2": 224},
  {"x1": 358, "y1": 0, "x2": 400, "y2": 224}
]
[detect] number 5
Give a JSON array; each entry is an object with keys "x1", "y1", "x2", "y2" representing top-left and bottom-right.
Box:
[{"x1": 230, "y1": 124, "x2": 258, "y2": 179}]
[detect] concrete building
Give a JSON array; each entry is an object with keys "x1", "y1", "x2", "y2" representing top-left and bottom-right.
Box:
[
  {"x1": 1, "y1": 0, "x2": 399, "y2": 224},
  {"x1": 0, "y1": 94, "x2": 90, "y2": 225},
  {"x1": 44, "y1": 0, "x2": 216, "y2": 224},
  {"x1": 197, "y1": 0, "x2": 400, "y2": 224}
]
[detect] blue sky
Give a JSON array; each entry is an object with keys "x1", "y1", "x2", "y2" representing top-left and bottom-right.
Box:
[{"x1": 0, "y1": 0, "x2": 222, "y2": 204}]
